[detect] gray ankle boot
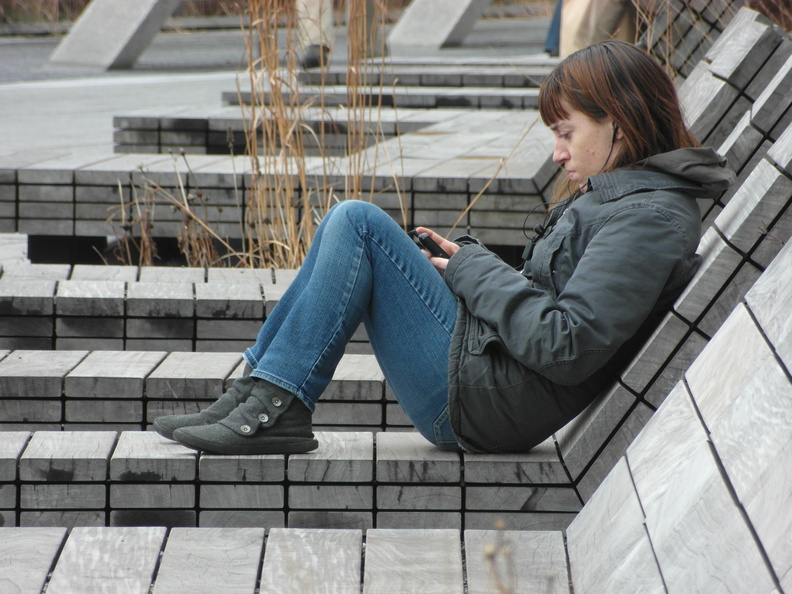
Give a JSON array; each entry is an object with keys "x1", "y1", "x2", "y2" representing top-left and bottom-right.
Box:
[
  {"x1": 153, "y1": 366, "x2": 256, "y2": 440},
  {"x1": 172, "y1": 380, "x2": 318, "y2": 455}
]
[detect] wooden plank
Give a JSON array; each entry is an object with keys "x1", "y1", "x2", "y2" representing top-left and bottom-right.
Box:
[
  {"x1": 0, "y1": 431, "x2": 31, "y2": 480},
  {"x1": 139, "y1": 266, "x2": 205, "y2": 283},
  {"x1": 55, "y1": 280, "x2": 126, "y2": 316},
  {"x1": 0, "y1": 527, "x2": 68, "y2": 594},
  {"x1": 0, "y1": 278, "x2": 56, "y2": 315},
  {"x1": 288, "y1": 431, "x2": 373, "y2": 482},
  {"x1": 363, "y1": 529, "x2": 463, "y2": 594},
  {"x1": 566, "y1": 458, "x2": 664, "y2": 592},
  {"x1": 375, "y1": 432, "x2": 460, "y2": 483},
  {"x1": 70, "y1": 264, "x2": 138, "y2": 281},
  {"x1": 46, "y1": 526, "x2": 166, "y2": 594},
  {"x1": 0, "y1": 349, "x2": 88, "y2": 397},
  {"x1": 259, "y1": 528, "x2": 362, "y2": 594},
  {"x1": 145, "y1": 351, "x2": 242, "y2": 399},
  {"x1": 199, "y1": 453, "x2": 285, "y2": 482},
  {"x1": 463, "y1": 437, "x2": 567, "y2": 484},
  {"x1": 464, "y1": 529, "x2": 569, "y2": 594},
  {"x1": 323, "y1": 354, "x2": 384, "y2": 401},
  {"x1": 126, "y1": 281, "x2": 194, "y2": 317},
  {"x1": 194, "y1": 281, "x2": 264, "y2": 319},
  {"x1": 153, "y1": 528, "x2": 265, "y2": 594},
  {"x1": 110, "y1": 431, "x2": 196, "y2": 481},
  {"x1": 64, "y1": 350, "x2": 168, "y2": 399},
  {"x1": 19, "y1": 431, "x2": 117, "y2": 482}
]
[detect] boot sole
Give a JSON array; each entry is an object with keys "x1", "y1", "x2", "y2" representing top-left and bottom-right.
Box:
[{"x1": 173, "y1": 429, "x2": 319, "y2": 455}]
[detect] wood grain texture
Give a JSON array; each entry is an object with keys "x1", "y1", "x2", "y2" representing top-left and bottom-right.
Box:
[
  {"x1": 19, "y1": 430, "x2": 118, "y2": 482},
  {"x1": 464, "y1": 529, "x2": 569, "y2": 594},
  {"x1": 152, "y1": 527, "x2": 265, "y2": 594},
  {"x1": 0, "y1": 349, "x2": 88, "y2": 397},
  {"x1": 145, "y1": 351, "x2": 242, "y2": 399},
  {"x1": 0, "y1": 527, "x2": 67, "y2": 594},
  {"x1": 109, "y1": 430, "x2": 196, "y2": 481},
  {"x1": 363, "y1": 529, "x2": 463, "y2": 594},
  {"x1": 375, "y1": 432, "x2": 460, "y2": 483},
  {"x1": 259, "y1": 528, "x2": 362, "y2": 594},
  {"x1": 288, "y1": 431, "x2": 373, "y2": 482},
  {"x1": 46, "y1": 526, "x2": 166, "y2": 594},
  {"x1": 463, "y1": 436, "x2": 566, "y2": 484},
  {"x1": 64, "y1": 350, "x2": 167, "y2": 399}
]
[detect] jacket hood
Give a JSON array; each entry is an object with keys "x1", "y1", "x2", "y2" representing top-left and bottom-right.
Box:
[
  {"x1": 590, "y1": 147, "x2": 736, "y2": 201},
  {"x1": 638, "y1": 147, "x2": 736, "y2": 197}
]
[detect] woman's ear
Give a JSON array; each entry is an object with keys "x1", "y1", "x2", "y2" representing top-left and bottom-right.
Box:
[{"x1": 612, "y1": 121, "x2": 624, "y2": 141}]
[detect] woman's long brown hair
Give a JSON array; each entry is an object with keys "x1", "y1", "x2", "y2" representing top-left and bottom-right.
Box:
[{"x1": 539, "y1": 40, "x2": 699, "y2": 177}]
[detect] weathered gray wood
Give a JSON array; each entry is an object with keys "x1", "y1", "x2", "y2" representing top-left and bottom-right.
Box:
[
  {"x1": 714, "y1": 158, "x2": 792, "y2": 254},
  {"x1": 289, "y1": 485, "x2": 373, "y2": 510},
  {"x1": 323, "y1": 353, "x2": 384, "y2": 400},
  {"x1": 46, "y1": 526, "x2": 166, "y2": 594},
  {"x1": 55, "y1": 280, "x2": 126, "y2": 316},
  {"x1": 363, "y1": 529, "x2": 463, "y2": 594},
  {"x1": 19, "y1": 431, "x2": 117, "y2": 481},
  {"x1": 145, "y1": 351, "x2": 242, "y2": 399},
  {"x1": 706, "y1": 7, "x2": 781, "y2": 90},
  {"x1": 0, "y1": 278, "x2": 56, "y2": 315},
  {"x1": 377, "y1": 485, "x2": 461, "y2": 510},
  {"x1": 287, "y1": 510, "x2": 372, "y2": 530},
  {"x1": 673, "y1": 227, "x2": 743, "y2": 324},
  {"x1": 464, "y1": 529, "x2": 569, "y2": 594},
  {"x1": 0, "y1": 527, "x2": 68, "y2": 594},
  {"x1": 620, "y1": 313, "x2": 690, "y2": 394},
  {"x1": 678, "y1": 61, "x2": 740, "y2": 140},
  {"x1": 566, "y1": 458, "x2": 664, "y2": 592},
  {"x1": 259, "y1": 528, "x2": 362, "y2": 594},
  {"x1": 109, "y1": 431, "x2": 195, "y2": 481},
  {"x1": 21, "y1": 484, "x2": 106, "y2": 509},
  {"x1": 70, "y1": 264, "x2": 138, "y2": 281},
  {"x1": 110, "y1": 483, "x2": 194, "y2": 509},
  {"x1": 126, "y1": 281, "x2": 194, "y2": 317},
  {"x1": 139, "y1": 266, "x2": 205, "y2": 283},
  {"x1": 751, "y1": 51, "x2": 792, "y2": 134},
  {"x1": 0, "y1": 431, "x2": 30, "y2": 480},
  {"x1": 194, "y1": 282, "x2": 264, "y2": 319},
  {"x1": 64, "y1": 350, "x2": 168, "y2": 399},
  {"x1": 199, "y1": 484, "x2": 284, "y2": 510},
  {"x1": 463, "y1": 437, "x2": 567, "y2": 484},
  {"x1": 199, "y1": 453, "x2": 285, "y2": 482},
  {"x1": 288, "y1": 431, "x2": 373, "y2": 482},
  {"x1": 0, "y1": 349, "x2": 87, "y2": 397},
  {"x1": 465, "y1": 486, "x2": 580, "y2": 513},
  {"x1": 153, "y1": 527, "x2": 265, "y2": 594},
  {"x1": 376, "y1": 511, "x2": 460, "y2": 529},
  {"x1": 555, "y1": 384, "x2": 637, "y2": 479},
  {"x1": 375, "y1": 432, "x2": 460, "y2": 483}
]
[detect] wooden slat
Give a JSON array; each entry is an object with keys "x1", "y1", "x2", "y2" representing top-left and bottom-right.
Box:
[
  {"x1": 145, "y1": 351, "x2": 242, "y2": 399},
  {"x1": 46, "y1": 526, "x2": 166, "y2": 594},
  {"x1": 288, "y1": 431, "x2": 373, "y2": 482},
  {"x1": 259, "y1": 528, "x2": 362, "y2": 594},
  {"x1": 363, "y1": 529, "x2": 463, "y2": 594},
  {"x1": 0, "y1": 349, "x2": 88, "y2": 397},
  {"x1": 109, "y1": 431, "x2": 196, "y2": 481},
  {"x1": 19, "y1": 431, "x2": 117, "y2": 482},
  {"x1": 152, "y1": 527, "x2": 265, "y2": 594},
  {"x1": 464, "y1": 529, "x2": 569, "y2": 594},
  {"x1": 0, "y1": 430, "x2": 30, "y2": 480},
  {"x1": 0, "y1": 527, "x2": 67, "y2": 594},
  {"x1": 375, "y1": 432, "x2": 460, "y2": 483},
  {"x1": 64, "y1": 350, "x2": 168, "y2": 399}
]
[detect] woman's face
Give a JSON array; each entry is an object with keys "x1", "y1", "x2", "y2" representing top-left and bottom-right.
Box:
[{"x1": 550, "y1": 101, "x2": 623, "y2": 190}]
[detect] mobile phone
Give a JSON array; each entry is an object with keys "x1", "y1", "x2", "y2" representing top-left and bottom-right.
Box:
[{"x1": 409, "y1": 230, "x2": 450, "y2": 259}]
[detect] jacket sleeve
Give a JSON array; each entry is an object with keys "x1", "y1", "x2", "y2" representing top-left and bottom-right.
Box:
[{"x1": 443, "y1": 204, "x2": 689, "y2": 385}]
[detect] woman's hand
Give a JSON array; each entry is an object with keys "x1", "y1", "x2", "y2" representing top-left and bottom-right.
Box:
[{"x1": 416, "y1": 227, "x2": 460, "y2": 274}]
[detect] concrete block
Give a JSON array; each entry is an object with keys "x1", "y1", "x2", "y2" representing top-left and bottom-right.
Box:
[
  {"x1": 388, "y1": 0, "x2": 490, "y2": 50},
  {"x1": 49, "y1": 0, "x2": 183, "y2": 69}
]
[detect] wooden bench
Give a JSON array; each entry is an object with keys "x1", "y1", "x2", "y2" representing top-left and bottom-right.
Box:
[
  {"x1": 2, "y1": 237, "x2": 789, "y2": 587},
  {"x1": 1, "y1": 5, "x2": 791, "y2": 528}
]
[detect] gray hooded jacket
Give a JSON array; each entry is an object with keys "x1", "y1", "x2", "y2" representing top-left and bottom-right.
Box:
[{"x1": 444, "y1": 147, "x2": 735, "y2": 453}]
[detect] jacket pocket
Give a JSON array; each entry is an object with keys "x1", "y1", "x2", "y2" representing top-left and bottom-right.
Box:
[{"x1": 465, "y1": 314, "x2": 501, "y2": 355}]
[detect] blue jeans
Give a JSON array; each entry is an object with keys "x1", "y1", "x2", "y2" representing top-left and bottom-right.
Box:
[{"x1": 244, "y1": 200, "x2": 460, "y2": 449}]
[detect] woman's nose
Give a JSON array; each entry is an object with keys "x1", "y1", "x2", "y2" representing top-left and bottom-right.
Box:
[{"x1": 553, "y1": 145, "x2": 568, "y2": 164}]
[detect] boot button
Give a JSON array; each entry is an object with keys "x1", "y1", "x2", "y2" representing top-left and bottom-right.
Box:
[
  {"x1": 258, "y1": 413, "x2": 269, "y2": 423},
  {"x1": 272, "y1": 397, "x2": 283, "y2": 407},
  {"x1": 240, "y1": 424, "x2": 252, "y2": 434}
]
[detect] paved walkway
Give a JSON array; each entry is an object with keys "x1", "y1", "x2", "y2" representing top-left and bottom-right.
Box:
[{"x1": 0, "y1": 16, "x2": 550, "y2": 161}]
